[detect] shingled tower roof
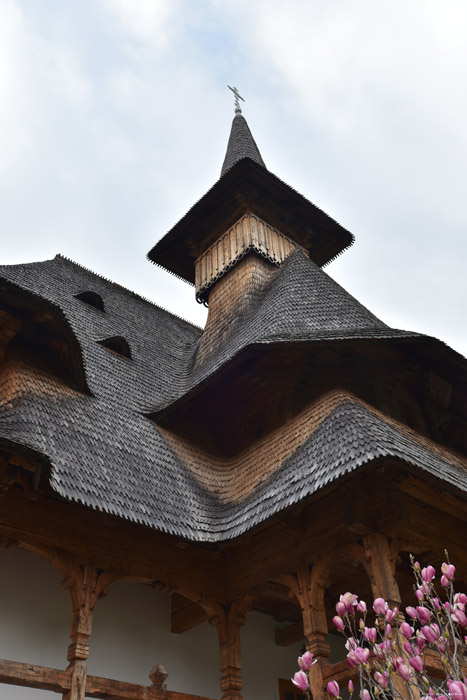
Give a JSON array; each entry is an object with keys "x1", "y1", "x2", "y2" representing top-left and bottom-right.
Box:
[{"x1": 220, "y1": 113, "x2": 266, "y2": 176}]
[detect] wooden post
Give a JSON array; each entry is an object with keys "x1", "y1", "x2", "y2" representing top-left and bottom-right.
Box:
[
  {"x1": 279, "y1": 561, "x2": 331, "y2": 700},
  {"x1": 58, "y1": 562, "x2": 119, "y2": 700},
  {"x1": 362, "y1": 533, "x2": 400, "y2": 609},
  {"x1": 207, "y1": 594, "x2": 255, "y2": 700},
  {"x1": 362, "y1": 534, "x2": 417, "y2": 700}
]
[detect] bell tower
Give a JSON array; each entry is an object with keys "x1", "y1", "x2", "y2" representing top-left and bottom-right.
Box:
[{"x1": 147, "y1": 90, "x2": 354, "y2": 353}]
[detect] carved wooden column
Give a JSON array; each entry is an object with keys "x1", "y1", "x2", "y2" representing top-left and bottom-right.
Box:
[
  {"x1": 58, "y1": 562, "x2": 118, "y2": 700},
  {"x1": 207, "y1": 594, "x2": 255, "y2": 700},
  {"x1": 362, "y1": 533, "x2": 401, "y2": 609},
  {"x1": 361, "y1": 533, "x2": 416, "y2": 699},
  {"x1": 279, "y1": 562, "x2": 331, "y2": 700}
]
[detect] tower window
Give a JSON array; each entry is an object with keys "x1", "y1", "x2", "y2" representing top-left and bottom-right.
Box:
[
  {"x1": 75, "y1": 291, "x2": 105, "y2": 311},
  {"x1": 98, "y1": 336, "x2": 131, "y2": 359}
]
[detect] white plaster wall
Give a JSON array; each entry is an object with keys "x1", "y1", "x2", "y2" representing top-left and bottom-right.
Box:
[
  {"x1": 0, "y1": 548, "x2": 69, "y2": 700},
  {"x1": 0, "y1": 548, "x2": 314, "y2": 700},
  {"x1": 88, "y1": 581, "x2": 303, "y2": 700},
  {"x1": 241, "y1": 613, "x2": 303, "y2": 700}
]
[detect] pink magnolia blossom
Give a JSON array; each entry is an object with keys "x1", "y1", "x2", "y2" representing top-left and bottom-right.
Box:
[
  {"x1": 455, "y1": 593, "x2": 467, "y2": 606},
  {"x1": 298, "y1": 651, "x2": 314, "y2": 671},
  {"x1": 416, "y1": 634, "x2": 427, "y2": 650},
  {"x1": 348, "y1": 680, "x2": 354, "y2": 694},
  {"x1": 441, "y1": 575, "x2": 450, "y2": 588},
  {"x1": 436, "y1": 640, "x2": 447, "y2": 654},
  {"x1": 357, "y1": 600, "x2": 367, "y2": 613},
  {"x1": 360, "y1": 690, "x2": 370, "y2": 700},
  {"x1": 373, "y1": 597, "x2": 387, "y2": 615},
  {"x1": 335, "y1": 601, "x2": 346, "y2": 616},
  {"x1": 421, "y1": 565, "x2": 436, "y2": 582},
  {"x1": 406, "y1": 605, "x2": 417, "y2": 618},
  {"x1": 354, "y1": 647, "x2": 370, "y2": 664},
  {"x1": 340, "y1": 592, "x2": 358, "y2": 613},
  {"x1": 420, "y1": 623, "x2": 440, "y2": 643},
  {"x1": 401, "y1": 622, "x2": 414, "y2": 638},
  {"x1": 451, "y1": 609, "x2": 467, "y2": 627},
  {"x1": 333, "y1": 615, "x2": 344, "y2": 632},
  {"x1": 416, "y1": 606, "x2": 431, "y2": 624},
  {"x1": 364, "y1": 626, "x2": 377, "y2": 643},
  {"x1": 374, "y1": 671, "x2": 388, "y2": 688},
  {"x1": 386, "y1": 607, "x2": 398, "y2": 623},
  {"x1": 404, "y1": 640, "x2": 414, "y2": 655},
  {"x1": 292, "y1": 671, "x2": 309, "y2": 692},
  {"x1": 409, "y1": 654, "x2": 424, "y2": 672},
  {"x1": 441, "y1": 563, "x2": 456, "y2": 581},
  {"x1": 416, "y1": 589, "x2": 425, "y2": 601},
  {"x1": 447, "y1": 680, "x2": 467, "y2": 700},
  {"x1": 327, "y1": 680, "x2": 340, "y2": 697},
  {"x1": 397, "y1": 663, "x2": 412, "y2": 681}
]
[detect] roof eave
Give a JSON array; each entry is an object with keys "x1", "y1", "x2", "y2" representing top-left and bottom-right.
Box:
[{"x1": 147, "y1": 158, "x2": 354, "y2": 283}]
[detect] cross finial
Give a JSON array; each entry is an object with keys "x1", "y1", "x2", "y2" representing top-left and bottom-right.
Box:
[{"x1": 228, "y1": 85, "x2": 245, "y2": 114}]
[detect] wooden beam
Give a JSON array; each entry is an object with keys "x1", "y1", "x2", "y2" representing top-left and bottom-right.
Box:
[
  {"x1": 86, "y1": 673, "x2": 215, "y2": 700},
  {"x1": 0, "y1": 659, "x2": 215, "y2": 700},
  {"x1": 275, "y1": 621, "x2": 304, "y2": 647},
  {"x1": 0, "y1": 659, "x2": 69, "y2": 693},
  {"x1": 171, "y1": 594, "x2": 209, "y2": 634},
  {"x1": 0, "y1": 487, "x2": 224, "y2": 602}
]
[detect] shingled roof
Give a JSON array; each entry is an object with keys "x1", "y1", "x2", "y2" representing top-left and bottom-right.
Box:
[
  {"x1": 148, "y1": 250, "x2": 423, "y2": 412},
  {"x1": 1, "y1": 255, "x2": 466, "y2": 541},
  {"x1": 220, "y1": 113, "x2": 266, "y2": 176}
]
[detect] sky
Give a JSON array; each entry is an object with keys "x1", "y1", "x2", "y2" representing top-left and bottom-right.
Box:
[{"x1": 0, "y1": 0, "x2": 466, "y2": 356}]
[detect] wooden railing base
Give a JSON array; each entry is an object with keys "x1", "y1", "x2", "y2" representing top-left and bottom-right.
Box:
[{"x1": 0, "y1": 658, "x2": 215, "y2": 700}]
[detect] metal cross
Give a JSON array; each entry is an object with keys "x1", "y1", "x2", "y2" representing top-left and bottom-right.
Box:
[{"x1": 228, "y1": 85, "x2": 245, "y2": 113}]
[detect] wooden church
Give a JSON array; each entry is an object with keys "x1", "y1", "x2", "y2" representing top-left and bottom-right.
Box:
[{"x1": 0, "y1": 98, "x2": 466, "y2": 700}]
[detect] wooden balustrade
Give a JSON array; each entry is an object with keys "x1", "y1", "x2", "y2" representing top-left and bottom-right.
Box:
[{"x1": 0, "y1": 658, "x2": 215, "y2": 700}]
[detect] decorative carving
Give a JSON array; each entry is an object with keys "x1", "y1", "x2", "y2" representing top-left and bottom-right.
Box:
[
  {"x1": 276, "y1": 560, "x2": 333, "y2": 700},
  {"x1": 204, "y1": 592, "x2": 256, "y2": 700},
  {"x1": 149, "y1": 663, "x2": 168, "y2": 690},
  {"x1": 195, "y1": 213, "x2": 303, "y2": 302}
]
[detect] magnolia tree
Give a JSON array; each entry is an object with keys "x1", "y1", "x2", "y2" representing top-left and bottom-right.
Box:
[{"x1": 292, "y1": 557, "x2": 467, "y2": 700}]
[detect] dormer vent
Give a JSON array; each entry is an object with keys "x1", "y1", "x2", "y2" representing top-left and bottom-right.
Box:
[
  {"x1": 195, "y1": 213, "x2": 304, "y2": 304},
  {"x1": 98, "y1": 336, "x2": 131, "y2": 359},
  {"x1": 75, "y1": 291, "x2": 105, "y2": 311}
]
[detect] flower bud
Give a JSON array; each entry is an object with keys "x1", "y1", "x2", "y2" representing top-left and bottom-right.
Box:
[
  {"x1": 327, "y1": 680, "x2": 340, "y2": 698},
  {"x1": 373, "y1": 598, "x2": 387, "y2": 615},
  {"x1": 421, "y1": 565, "x2": 436, "y2": 583},
  {"x1": 336, "y1": 601, "x2": 346, "y2": 616},
  {"x1": 374, "y1": 672, "x2": 388, "y2": 689},
  {"x1": 441, "y1": 563, "x2": 455, "y2": 581},
  {"x1": 292, "y1": 671, "x2": 309, "y2": 693},
  {"x1": 364, "y1": 626, "x2": 377, "y2": 643},
  {"x1": 397, "y1": 663, "x2": 412, "y2": 681},
  {"x1": 409, "y1": 655, "x2": 424, "y2": 672},
  {"x1": 401, "y1": 622, "x2": 414, "y2": 639},
  {"x1": 416, "y1": 606, "x2": 431, "y2": 624},
  {"x1": 298, "y1": 651, "x2": 314, "y2": 671},
  {"x1": 333, "y1": 616, "x2": 345, "y2": 632},
  {"x1": 447, "y1": 680, "x2": 467, "y2": 700}
]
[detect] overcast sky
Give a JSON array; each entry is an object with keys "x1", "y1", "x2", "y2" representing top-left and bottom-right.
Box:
[{"x1": 1, "y1": 0, "x2": 466, "y2": 356}]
